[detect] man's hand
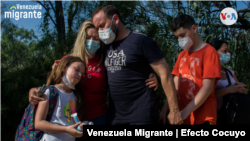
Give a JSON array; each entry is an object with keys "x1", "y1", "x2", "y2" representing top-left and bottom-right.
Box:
[
  {"x1": 150, "y1": 58, "x2": 183, "y2": 125},
  {"x1": 150, "y1": 58, "x2": 182, "y2": 125},
  {"x1": 159, "y1": 101, "x2": 183, "y2": 125},
  {"x1": 29, "y1": 88, "x2": 45, "y2": 105},
  {"x1": 168, "y1": 110, "x2": 183, "y2": 125}
]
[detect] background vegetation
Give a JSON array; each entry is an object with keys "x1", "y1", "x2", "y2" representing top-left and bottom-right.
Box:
[{"x1": 1, "y1": 1, "x2": 250, "y2": 140}]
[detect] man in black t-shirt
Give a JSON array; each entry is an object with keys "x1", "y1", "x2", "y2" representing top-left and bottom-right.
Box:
[{"x1": 92, "y1": 5, "x2": 182, "y2": 125}]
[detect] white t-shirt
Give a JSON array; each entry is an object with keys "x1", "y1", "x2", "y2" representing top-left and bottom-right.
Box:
[
  {"x1": 40, "y1": 86, "x2": 76, "y2": 141},
  {"x1": 215, "y1": 68, "x2": 235, "y2": 110}
]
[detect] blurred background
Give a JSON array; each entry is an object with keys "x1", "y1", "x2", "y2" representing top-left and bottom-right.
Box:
[{"x1": 1, "y1": 1, "x2": 249, "y2": 140}]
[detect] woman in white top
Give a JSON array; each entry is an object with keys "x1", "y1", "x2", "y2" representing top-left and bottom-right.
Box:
[{"x1": 210, "y1": 40, "x2": 247, "y2": 123}]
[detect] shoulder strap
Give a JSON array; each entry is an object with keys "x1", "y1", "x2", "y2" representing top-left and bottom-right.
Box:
[
  {"x1": 37, "y1": 85, "x2": 59, "y2": 140},
  {"x1": 46, "y1": 85, "x2": 59, "y2": 121},
  {"x1": 224, "y1": 68, "x2": 233, "y2": 77},
  {"x1": 224, "y1": 68, "x2": 232, "y2": 87}
]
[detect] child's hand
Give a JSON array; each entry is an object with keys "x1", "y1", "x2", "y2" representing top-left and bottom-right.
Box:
[
  {"x1": 66, "y1": 123, "x2": 83, "y2": 138},
  {"x1": 29, "y1": 88, "x2": 46, "y2": 105}
]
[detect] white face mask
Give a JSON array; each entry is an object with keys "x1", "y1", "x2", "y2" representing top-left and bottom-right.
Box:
[
  {"x1": 62, "y1": 75, "x2": 75, "y2": 90},
  {"x1": 178, "y1": 28, "x2": 195, "y2": 51},
  {"x1": 178, "y1": 37, "x2": 193, "y2": 51},
  {"x1": 98, "y1": 17, "x2": 118, "y2": 45}
]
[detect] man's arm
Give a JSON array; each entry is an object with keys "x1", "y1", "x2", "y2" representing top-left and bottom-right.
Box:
[
  {"x1": 181, "y1": 78, "x2": 215, "y2": 120},
  {"x1": 150, "y1": 58, "x2": 182, "y2": 125}
]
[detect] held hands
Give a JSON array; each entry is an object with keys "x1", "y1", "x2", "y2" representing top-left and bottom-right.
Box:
[
  {"x1": 235, "y1": 82, "x2": 247, "y2": 94},
  {"x1": 227, "y1": 82, "x2": 247, "y2": 94},
  {"x1": 145, "y1": 73, "x2": 158, "y2": 91},
  {"x1": 167, "y1": 109, "x2": 183, "y2": 125},
  {"x1": 159, "y1": 101, "x2": 183, "y2": 125},
  {"x1": 66, "y1": 123, "x2": 83, "y2": 138}
]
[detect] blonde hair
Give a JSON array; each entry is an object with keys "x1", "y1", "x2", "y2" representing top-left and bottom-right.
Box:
[{"x1": 69, "y1": 19, "x2": 103, "y2": 67}]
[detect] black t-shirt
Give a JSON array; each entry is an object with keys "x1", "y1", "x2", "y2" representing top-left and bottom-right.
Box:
[{"x1": 104, "y1": 32, "x2": 164, "y2": 124}]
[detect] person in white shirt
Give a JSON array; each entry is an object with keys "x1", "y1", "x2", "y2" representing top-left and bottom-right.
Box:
[{"x1": 35, "y1": 56, "x2": 86, "y2": 141}]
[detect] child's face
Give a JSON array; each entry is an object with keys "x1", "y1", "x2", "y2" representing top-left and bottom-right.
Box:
[{"x1": 65, "y1": 62, "x2": 85, "y2": 85}]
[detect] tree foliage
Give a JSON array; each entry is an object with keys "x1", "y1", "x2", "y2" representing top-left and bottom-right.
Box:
[{"x1": 1, "y1": 1, "x2": 249, "y2": 140}]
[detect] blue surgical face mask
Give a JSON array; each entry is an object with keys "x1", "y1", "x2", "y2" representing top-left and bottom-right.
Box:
[
  {"x1": 220, "y1": 53, "x2": 230, "y2": 65},
  {"x1": 85, "y1": 39, "x2": 100, "y2": 54}
]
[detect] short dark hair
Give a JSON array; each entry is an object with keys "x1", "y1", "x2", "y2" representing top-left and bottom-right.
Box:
[
  {"x1": 92, "y1": 5, "x2": 121, "y2": 20},
  {"x1": 171, "y1": 14, "x2": 196, "y2": 32},
  {"x1": 210, "y1": 40, "x2": 228, "y2": 51}
]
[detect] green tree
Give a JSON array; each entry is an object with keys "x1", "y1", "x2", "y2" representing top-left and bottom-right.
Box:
[
  {"x1": 1, "y1": 19, "x2": 52, "y2": 140},
  {"x1": 1, "y1": 1, "x2": 249, "y2": 140}
]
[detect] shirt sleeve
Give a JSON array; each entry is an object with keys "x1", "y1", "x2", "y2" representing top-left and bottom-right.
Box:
[
  {"x1": 141, "y1": 36, "x2": 164, "y2": 64},
  {"x1": 172, "y1": 52, "x2": 184, "y2": 77},
  {"x1": 203, "y1": 52, "x2": 221, "y2": 80},
  {"x1": 43, "y1": 88, "x2": 50, "y2": 100},
  {"x1": 228, "y1": 69, "x2": 235, "y2": 77}
]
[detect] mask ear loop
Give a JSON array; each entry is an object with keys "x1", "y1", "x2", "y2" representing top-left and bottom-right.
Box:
[
  {"x1": 109, "y1": 16, "x2": 118, "y2": 35},
  {"x1": 109, "y1": 17, "x2": 114, "y2": 31}
]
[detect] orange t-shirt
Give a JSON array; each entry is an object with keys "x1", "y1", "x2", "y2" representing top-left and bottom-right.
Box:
[{"x1": 172, "y1": 44, "x2": 221, "y2": 125}]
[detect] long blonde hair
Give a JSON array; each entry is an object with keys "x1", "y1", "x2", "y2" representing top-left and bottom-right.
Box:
[
  {"x1": 69, "y1": 19, "x2": 103, "y2": 67},
  {"x1": 46, "y1": 56, "x2": 87, "y2": 120}
]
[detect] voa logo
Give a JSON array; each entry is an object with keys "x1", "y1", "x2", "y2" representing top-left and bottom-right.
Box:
[{"x1": 220, "y1": 7, "x2": 238, "y2": 26}]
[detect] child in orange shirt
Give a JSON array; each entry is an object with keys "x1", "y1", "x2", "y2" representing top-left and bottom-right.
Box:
[{"x1": 171, "y1": 14, "x2": 221, "y2": 125}]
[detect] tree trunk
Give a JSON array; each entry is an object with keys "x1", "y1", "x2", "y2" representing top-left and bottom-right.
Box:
[{"x1": 55, "y1": 1, "x2": 66, "y2": 57}]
